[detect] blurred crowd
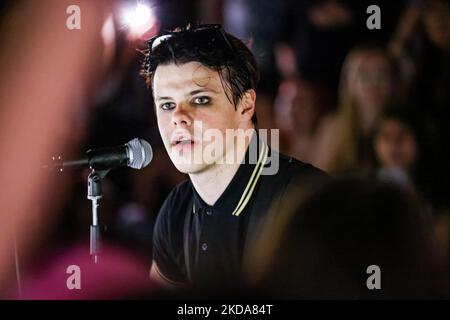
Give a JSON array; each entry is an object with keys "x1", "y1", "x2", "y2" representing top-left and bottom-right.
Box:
[{"x1": 0, "y1": 0, "x2": 448, "y2": 298}]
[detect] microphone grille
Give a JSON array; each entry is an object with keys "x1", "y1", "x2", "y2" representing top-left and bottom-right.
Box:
[{"x1": 126, "y1": 138, "x2": 153, "y2": 169}]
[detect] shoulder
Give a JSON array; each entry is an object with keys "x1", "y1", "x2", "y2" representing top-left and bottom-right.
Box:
[
  {"x1": 277, "y1": 153, "x2": 332, "y2": 209},
  {"x1": 246, "y1": 148, "x2": 330, "y2": 239},
  {"x1": 161, "y1": 179, "x2": 193, "y2": 208},
  {"x1": 155, "y1": 179, "x2": 193, "y2": 230},
  {"x1": 275, "y1": 149, "x2": 330, "y2": 183},
  {"x1": 256, "y1": 148, "x2": 330, "y2": 208}
]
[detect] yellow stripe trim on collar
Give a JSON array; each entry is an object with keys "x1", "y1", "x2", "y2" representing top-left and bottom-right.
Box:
[
  {"x1": 231, "y1": 142, "x2": 268, "y2": 216},
  {"x1": 233, "y1": 143, "x2": 269, "y2": 216}
]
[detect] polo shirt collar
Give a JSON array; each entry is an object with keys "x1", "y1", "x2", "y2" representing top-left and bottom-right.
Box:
[{"x1": 191, "y1": 130, "x2": 269, "y2": 216}]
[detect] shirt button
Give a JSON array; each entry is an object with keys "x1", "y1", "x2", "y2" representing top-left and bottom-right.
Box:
[
  {"x1": 201, "y1": 242, "x2": 208, "y2": 251},
  {"x1": 206, "y1": 208, "x2": 213, "y2": 216}
]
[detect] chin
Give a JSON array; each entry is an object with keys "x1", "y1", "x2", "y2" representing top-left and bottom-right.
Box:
[{"x1": 171, "y1": 159, "x2": 210, "y2": 174}]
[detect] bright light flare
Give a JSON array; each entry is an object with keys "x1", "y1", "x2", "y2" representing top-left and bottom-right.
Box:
[{"x1": 122, "y1": 3, "x2": 155, "y2": 37}]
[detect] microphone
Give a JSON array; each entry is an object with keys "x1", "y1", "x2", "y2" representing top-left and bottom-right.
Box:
[{"x1": 46, "y1": 138, "x2": 153, "y2": 171}]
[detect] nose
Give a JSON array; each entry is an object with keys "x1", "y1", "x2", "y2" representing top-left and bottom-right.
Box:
[{"x1": 171, "y1": 103, "x2": 192, "y2": 127}]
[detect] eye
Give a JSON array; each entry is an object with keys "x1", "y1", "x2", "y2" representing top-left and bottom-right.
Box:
[
  {"x1": 160, "y1": 102, "x2": 175, "y2": 110},
  {"x1": 193, "y1": 96, "x2": 211, "y2": 105}
]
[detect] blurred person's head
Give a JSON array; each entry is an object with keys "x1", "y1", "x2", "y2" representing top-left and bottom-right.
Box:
[
  {"x1": 340, "y1": 44, "x2": 397, "y2": 132},
  {"x1": 372, "y1": 108, "x2": 420, "y2": 173},
  {"x1": 290, "y1": 78, "x2": 334, "y2": 134},
  {"x1": 141, "y1": 24, "x2": 259, "y2": 174},
  {"x1": 329, "y1": 44, "x2": 400, "y2": 172},
  {"x1": 422, "y1": 0, "x2": 450, "y2": 52},
  {"x1": 244, "y1": 179, "x2": 448, "y2": 299},
  {"x1": 273, "y1": 77, "x2": 334, "y2": 155},
  {"x1": 272, "y1": 79, "x2": 298, "y2": 152},
  {"x1": 369, "y1": 107, "x2": 443, "y2": 208}
]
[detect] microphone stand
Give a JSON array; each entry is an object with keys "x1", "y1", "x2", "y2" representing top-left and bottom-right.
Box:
[
  {"x1": 87, "y1": 169, "x2": 109, "y2": 264},
  {"x1": 44, "y1": 137, "x2": 152, "y2": 265}
]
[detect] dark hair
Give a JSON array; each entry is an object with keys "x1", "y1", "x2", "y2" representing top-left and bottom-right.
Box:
[{"x1": 141, "y1": 25, "x2": 260, "y2": 125}]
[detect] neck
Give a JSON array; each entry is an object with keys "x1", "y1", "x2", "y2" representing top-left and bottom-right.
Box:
[{"x1": 189, "y1": 129, "x2": 254, "y2": 206}]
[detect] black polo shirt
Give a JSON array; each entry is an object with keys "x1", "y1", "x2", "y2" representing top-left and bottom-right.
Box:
[{"x1": 153, "y1": 132, "x2": 328, "y2": 288}]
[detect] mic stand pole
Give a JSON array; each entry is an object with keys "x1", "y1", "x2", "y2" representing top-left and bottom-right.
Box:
[{"x1": 87, "y1": 169, "x2": 109, "y2": 264}]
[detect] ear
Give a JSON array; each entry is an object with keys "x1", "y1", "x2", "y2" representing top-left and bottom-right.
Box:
[{"x1": 237, "y1": 89, "x2": 256, "y2": 123}]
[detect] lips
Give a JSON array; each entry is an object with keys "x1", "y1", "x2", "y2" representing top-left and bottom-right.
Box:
[
  {"x1": 170, "y1": 132, "x2": 196, "y2": 148},
  {"x1": 172, "y1": 137, "x2": 194, "y2": 146}
]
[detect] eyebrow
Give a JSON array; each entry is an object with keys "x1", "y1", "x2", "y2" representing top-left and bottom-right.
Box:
[{"x1": 155, "y1": 88, "x2": 219, "y2": 102}]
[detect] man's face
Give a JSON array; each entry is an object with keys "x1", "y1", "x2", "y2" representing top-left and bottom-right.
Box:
[{"x1": 153, "y1": 61, "x2": 248, "y2": 174}]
